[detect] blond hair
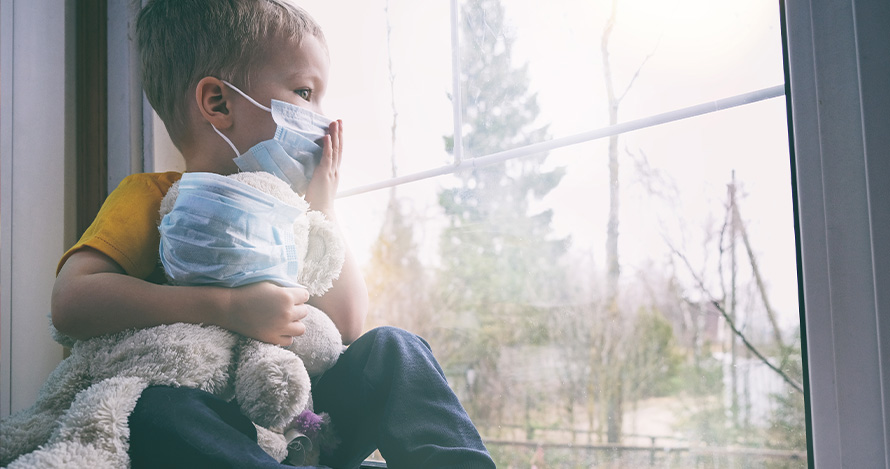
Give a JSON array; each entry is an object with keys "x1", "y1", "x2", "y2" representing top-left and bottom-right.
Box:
[{"x1": 136, "y1": 0, "x2": 326, "y2": 147}]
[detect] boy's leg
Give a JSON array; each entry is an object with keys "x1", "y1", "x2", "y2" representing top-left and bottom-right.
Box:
[
  {"x1": 128, "y1": 385, "x2": 324, "y2": 469},
  {"x1": 313, "y1": 326, "x2": 496, "y2": 469}
]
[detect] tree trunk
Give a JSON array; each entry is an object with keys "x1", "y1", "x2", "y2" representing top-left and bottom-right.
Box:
[{"x1": 601, "y1": 0, "x2": 623, "y2": 444}]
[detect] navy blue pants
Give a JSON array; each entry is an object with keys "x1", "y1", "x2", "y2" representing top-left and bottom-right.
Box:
[{"x1": 128, "y1": 327, "x2": 495, "y2": 469}]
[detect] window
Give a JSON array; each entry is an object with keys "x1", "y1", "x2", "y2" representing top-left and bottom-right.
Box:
[
  {"x1": 9, "y1": 0, "x2": 889, "y2": 465},
  {"x1": 296, "y1": 0, "x2": 807, "y2": 466}
]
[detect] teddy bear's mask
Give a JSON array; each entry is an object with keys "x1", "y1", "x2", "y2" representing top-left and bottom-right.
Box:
[{"x1": 159, "y1": 172, "x2": 304, "y2": 288}]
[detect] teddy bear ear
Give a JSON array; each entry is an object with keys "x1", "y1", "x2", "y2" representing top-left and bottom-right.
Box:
[
  {"x1": 297, "y1": 211, "x2": 345, "y2": 296},
  {"x1": 158, "y1": 180, "x2": 181, "y2": 220},
  {"x1": 229, "y1": 172, "x2": 309, "y2": 211}
]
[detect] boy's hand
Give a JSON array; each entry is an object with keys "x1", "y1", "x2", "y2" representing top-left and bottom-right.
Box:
[
  {"x1": 304, "y1": 119, "x2": 342, "y2": 214},
  {"x1": 223, "y1": 282, "x2": 310, "y2": 346}
]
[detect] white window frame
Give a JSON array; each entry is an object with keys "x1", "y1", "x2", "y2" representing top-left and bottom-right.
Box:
[
  {"x1": 784, "y1": 0, "x2": 890, "y2": 466},
  {"x1": 0, "y1": 0, "x2": 76, "y2": 415}
]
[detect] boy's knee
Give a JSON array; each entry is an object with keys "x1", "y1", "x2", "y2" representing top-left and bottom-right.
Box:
[{"x1": 365, "y1": 326, "x2": 431, "y2": 354}]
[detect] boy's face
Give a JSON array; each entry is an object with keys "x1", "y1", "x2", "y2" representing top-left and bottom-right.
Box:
[
  {"x1": 248, "y1": 33, "x2": 329, "y2": 116},
  {"x1": 217, "y1": 33, "x2": 330, "y2": 171}
]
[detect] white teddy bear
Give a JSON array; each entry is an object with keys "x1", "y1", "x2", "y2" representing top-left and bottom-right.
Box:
[{"x1": 0, "y1": 171, "x2": 345, "y2": 468}]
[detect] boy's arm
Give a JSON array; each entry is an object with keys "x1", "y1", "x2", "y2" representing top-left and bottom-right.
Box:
[
  {"x1": 304, "y1": 120, "x2": 369, "y2": 344},
  {"x1": 52, "y1": 248, "x2": 311, "y2": 346}
]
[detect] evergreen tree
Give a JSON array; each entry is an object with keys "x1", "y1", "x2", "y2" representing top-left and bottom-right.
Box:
[{"x1": 437, "y1": 0, "x2": 568, "y2": 423}]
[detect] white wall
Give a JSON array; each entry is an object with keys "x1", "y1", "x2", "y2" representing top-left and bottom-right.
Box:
[
  {"x1": 0, "y1": 0, "x2": 76, "y2": 416},
  {"x1": 0, "y1": 0, "x2": 180, "y2": 418},
  {"x1": 105, "y1": 0, "x2": 183, "y2": 178}
]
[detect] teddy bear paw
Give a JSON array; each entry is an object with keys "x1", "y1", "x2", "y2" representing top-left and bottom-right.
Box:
[{"x1": 235, "y1": 341, "x2": 311, "y2": 430}]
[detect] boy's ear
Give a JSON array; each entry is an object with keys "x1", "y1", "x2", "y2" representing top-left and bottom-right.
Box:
[{"x1": 195, "y1": 77, "x2": 232, "y2": 129}]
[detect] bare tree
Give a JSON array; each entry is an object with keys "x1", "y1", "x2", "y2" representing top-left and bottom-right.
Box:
[
  {"x1": 364, "y1": 0, "x2": 433, "y2": 337},
  {"x1": 595, "y1": 0, "x2": 657, "y2": 444},
  {"x1": 666, "y1": 197, "x2": 805, "y2": 395},
  {"x1": 630, "y1": 144, "x2": 803, "y2": 448},
  {"x1": 385, "y1": 0, "x2": 398, "y2": 181}
]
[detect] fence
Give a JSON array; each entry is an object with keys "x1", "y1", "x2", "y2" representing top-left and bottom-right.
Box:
[
  {"x1": 485, "y1": 439, "x2": 806, "y2": 468},
  {"x1": 478, "y1": 423, "x2": 806, "y2": 468}
]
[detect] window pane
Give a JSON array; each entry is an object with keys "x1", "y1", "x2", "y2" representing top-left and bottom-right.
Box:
[
  {"x1": 459, "y1": 0, "x2": 787, "y2": 150},
  {"x1": 341, "y1": 105, "x2": 804, "y2": 466},
  {"x1": 305, "y1": 0, "x2": 806, "y2": 466},
  {"x1": 302, "y1": 0, "x2": 455, "y2": 188}
]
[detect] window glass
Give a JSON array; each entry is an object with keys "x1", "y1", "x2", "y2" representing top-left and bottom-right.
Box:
[
  {"x1": 459, "y1": 0, "x2": 786, "y2": 152},
  {"x1": 307, "y1": 1, "x2": 454, "y2": 188},
  {"x1": 304, "y1": 1, "x2": 806, "y2": 466}
]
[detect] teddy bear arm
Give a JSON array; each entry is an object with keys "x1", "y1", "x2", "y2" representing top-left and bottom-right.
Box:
[
  {"x1": 235, "y1": 339, "x2": 311, "y2": 430},
  {"x1": 286, "y1": 305, "x2": 343, "y2": 376}
]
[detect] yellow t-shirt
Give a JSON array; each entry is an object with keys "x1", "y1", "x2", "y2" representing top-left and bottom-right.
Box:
[{"x1": 57, "y1": 172, "x2": 183, "y2": 282}]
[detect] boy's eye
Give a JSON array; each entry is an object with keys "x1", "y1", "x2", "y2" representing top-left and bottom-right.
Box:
[{"x1": 295, "y1": 89, "x2": 312, "y2": 101}]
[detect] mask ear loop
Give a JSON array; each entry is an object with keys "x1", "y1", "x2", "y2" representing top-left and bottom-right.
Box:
[
  {"x1": 212, "y1": 125, "x2": 242, "y2": 158},
  {"x1": 222, "y1": 80, "x2": 272, "y2": 112},
  {"x1": 210, "y1": 80, "x2": 273, "y2": 158}
]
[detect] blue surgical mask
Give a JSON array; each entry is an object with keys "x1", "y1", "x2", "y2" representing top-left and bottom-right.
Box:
[
  {"x1": 211, "y1": 80, "x2": 333, "y2": 194},
  {"x1": 158, "y1": 172, "x2": 304, "y2": 288}
]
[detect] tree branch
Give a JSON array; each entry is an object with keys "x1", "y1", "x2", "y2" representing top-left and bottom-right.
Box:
[
  {"x1": 666, "y1": 239, "x2": 804, "y2": 393},
  {"x1": 385, "y1": 0, "x2": 399, "y2": 180},
  {"x1": 732, "y1": 202, "x2": 786, "y2": 350},
  {"x1": 617, "y1": 38, "x2": 660, "y2": 105}
]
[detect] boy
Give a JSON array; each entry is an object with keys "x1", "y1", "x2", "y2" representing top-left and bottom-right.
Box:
[{"x1": 51, "y1": 1, "x2": 495, "y2": 467}]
